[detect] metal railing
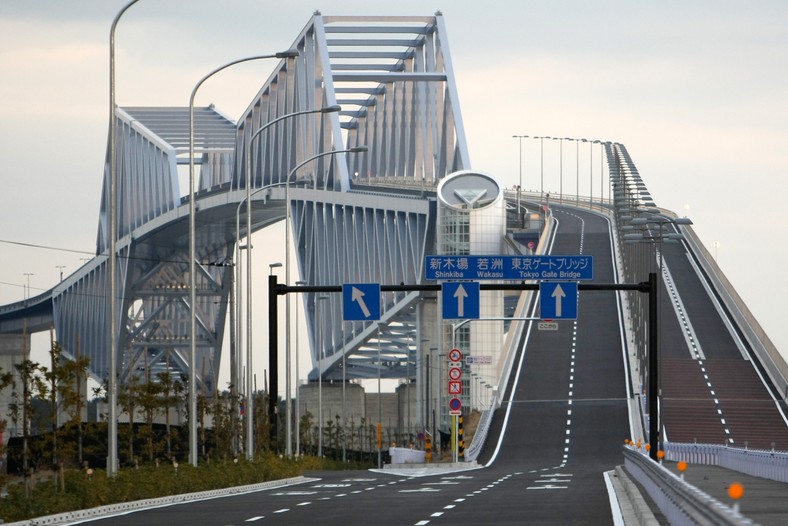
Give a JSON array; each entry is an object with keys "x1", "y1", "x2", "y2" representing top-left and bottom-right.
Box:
[
  {"x1": 665, "y1": 442, "x2": 788, "y2": 484},
  {"x1": 464, "y1": 392, "x2": 499, "y2": 462},
  {"x1": 623, "y1": 447, "x2": 754, "y2": 526}
]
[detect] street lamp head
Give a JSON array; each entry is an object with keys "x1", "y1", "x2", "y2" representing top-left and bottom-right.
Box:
[
  {"x1": 321, "y1": 104, "x2": 342, "y2": 114},
  {"x1": 275, "y1": 49, "x2": 300, "y2": 59},
  {"x1": 350, "y1": 146, "x2": 369, "y2": 153}
]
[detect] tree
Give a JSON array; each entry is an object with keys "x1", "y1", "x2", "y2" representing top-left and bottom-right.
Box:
[
  {"x1": 117, "y1": 358, "x2": 139, "y2": 466},
  {"x1": 0, "y1": 368, "x2": 14, "y2": 457},
  {"x1": 156, "y1": 369, "x2": 178, "y2": 458},
  {"x1": 299, "y1": 410, "x2": 314, "y2": 455},
  {"x1": 137, "y1": 356, "x2": 163, "y2": 462},
  {"x1": 51, "y1": 340, "x2": 91, "y2": 467},
  {"x1": 9, "y1": 359, "x2": 48, "y2": 487}
]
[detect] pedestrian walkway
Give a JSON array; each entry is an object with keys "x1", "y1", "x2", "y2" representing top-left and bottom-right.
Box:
[{"x1": 659, "y1": 461, "x2": 788, "y2": 526}]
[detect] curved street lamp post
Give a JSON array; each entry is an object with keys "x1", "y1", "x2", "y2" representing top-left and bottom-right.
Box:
[
  {"x1": 283, "y1": 145, "x2": 367, "y2": 457},
  {"x1": 623, "y1": 212, "x2": 693, "y2": 455},
  {"x1": 189, "y1": 48, "x2": 298, "y2": 467},
  {"x1": 237, "y1": 104, "x2": 341, "y2": 460},
  {"x1": 108, "y1": 0, "x2": 141, "y2": 477},
  {"x1": 512, "y1": 135, "x2": 528, "y2": 227}
]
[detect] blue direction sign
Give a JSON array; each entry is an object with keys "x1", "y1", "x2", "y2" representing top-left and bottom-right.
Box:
[
  {"x1": 425, "y1": 255, "x2": 593, "y2": 281},
  {"x1": 442, "y1": 282, "x2": 480, "y2": 320},
  {"x1": 539, "y1": 281, "x2": 578, "y2": 320},
  {"x1": 342, "y1": 283, "x2": 381, "y2": 321}
]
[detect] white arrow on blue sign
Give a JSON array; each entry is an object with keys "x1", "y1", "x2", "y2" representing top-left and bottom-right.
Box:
[
  {"x1": 539, "y1": 281, "x2": 578, "y2": 320},
  {"x1": 442, "y1": 282, "x2": 480, "y2": 320},
  {"x1": 342, "y1": 283, "x2": 381, "y2": 321}
]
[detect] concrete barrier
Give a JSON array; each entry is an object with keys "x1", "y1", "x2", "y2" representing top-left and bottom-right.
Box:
[{"x1": 390, "y1": 447, "x2": 426, "y2": 464}]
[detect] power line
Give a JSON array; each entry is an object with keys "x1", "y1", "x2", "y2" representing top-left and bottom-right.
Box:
[
  {"x1": 0, "y1": 238, "x2": 233, "y2": 268},
  {"x1": 0, "y1": 238, "x2": 94, "y2": 256}
]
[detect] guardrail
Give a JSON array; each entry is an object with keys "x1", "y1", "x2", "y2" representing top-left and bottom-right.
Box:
[
  {"x1": 623, "y1": 447, "x2": 754, "y2": 526},
  {"x1": 464, "y1": 392, "x2": 499, "y2": 462},
  {"x1": 665, "y1": 442, "x2": 788, "y2": 484}
]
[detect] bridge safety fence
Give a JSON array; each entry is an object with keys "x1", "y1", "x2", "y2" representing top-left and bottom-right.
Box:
[
  {"x1": 664, "y1": 441, "x2": 788, "y2": 484},
  {"x1": 464, "y1": 392, "x2": 499, "y2": 462},
  {"x1": 623, "y1": 446, "x2": 754, "y2": 526}
]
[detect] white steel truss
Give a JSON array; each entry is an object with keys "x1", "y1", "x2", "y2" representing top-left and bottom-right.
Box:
[{"x1": 0, "y1": 13, "x2": 470, "y2": 390}]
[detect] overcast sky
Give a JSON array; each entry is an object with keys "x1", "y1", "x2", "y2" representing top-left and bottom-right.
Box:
[{"x1": 2, "y1": 1, "x2": 787, "y2": 387}]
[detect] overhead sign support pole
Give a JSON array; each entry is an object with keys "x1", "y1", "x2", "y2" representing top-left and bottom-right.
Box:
[
  {"x1": 648, "y1": 272, "x2": 659, "y2": 460},
  {"x1": 269, "y1": 278, "x2": 656, "y2": 460}
]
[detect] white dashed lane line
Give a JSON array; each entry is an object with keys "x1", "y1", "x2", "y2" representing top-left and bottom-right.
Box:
[
  {"x1": 661, "y1": 256, "x2": 733, "y2": 442},
  {"x1": 414, "y1": 474, "x2": 516, "y2": 524}
]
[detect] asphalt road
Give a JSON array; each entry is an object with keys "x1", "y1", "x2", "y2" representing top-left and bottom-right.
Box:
[{"x1": 79, "y1": 207, "x2": 635, "y2": 525}]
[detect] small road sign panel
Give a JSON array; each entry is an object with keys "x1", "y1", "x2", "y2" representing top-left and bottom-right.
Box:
[
  {"x1": 448, "y1": 380, "x2": 462, "y2": 395},
  {"x1": 466, "y1": 355, "x2": 492, "y2": 365},
  {"x1": 449, "y1": 397, "x2": 462, "y2": 415},
  {"x1": 449, "y1": 348, "x2": 463, "y2": 362},
  {"x1": 442, "y1": 281, "x2": 480, "y2": 319},
  {"x1": 448, "y1": 366, "x2": 462, "y2": 381},
  {"x1": 342, "y1": 283, "x2": 381, "y2": 321},
  {"x1": 539, "y1": 281, "x2": 578, "y2": 320}
]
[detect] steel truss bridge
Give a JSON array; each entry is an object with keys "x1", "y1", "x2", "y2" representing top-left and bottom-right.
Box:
[
  {"x1": 0, "y1": 13, "x2": 785, "y2": 443},
  {"x1": 4, "y1": 11, "x2": 788, "y2": 524},
  {"x1": 0, "y1": 14, "x2": 469, "y2": 392}
]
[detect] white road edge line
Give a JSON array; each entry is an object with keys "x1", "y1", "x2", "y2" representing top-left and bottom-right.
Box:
[{"x1": 603, "y1": 471, "x2": 626, "y2": 526}]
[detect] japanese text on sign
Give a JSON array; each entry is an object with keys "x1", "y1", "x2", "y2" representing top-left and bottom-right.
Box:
[{"x1": 425, "y1": 255, "x2": 593, "y2": 281}]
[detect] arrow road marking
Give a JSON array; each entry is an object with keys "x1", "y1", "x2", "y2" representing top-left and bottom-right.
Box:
[
  {"x1": 351, "y1": 286, "x2": 371, "y2": 318},
  {"x1": 551, "y1": 283, "x2": 566, "y2": 317},
  {"x1": 454, "y1": 284, "x2": 468, "y2": 317}
]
